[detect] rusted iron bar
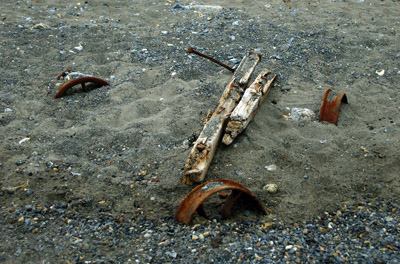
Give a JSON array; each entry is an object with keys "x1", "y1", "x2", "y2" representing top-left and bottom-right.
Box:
[
  {"x1": 187, "y1": 47, "x2": 235, "y2": 73},
  {"x1": 175, "y1": 179, "x2": 267, "y2": 225}
]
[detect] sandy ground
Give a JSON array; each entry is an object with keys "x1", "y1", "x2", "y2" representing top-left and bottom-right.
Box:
[{"x1": 1, "y1": 0, "x2": 400, "y2": 225}]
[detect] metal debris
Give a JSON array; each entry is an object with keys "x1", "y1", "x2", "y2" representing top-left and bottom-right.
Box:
[
  {"x1": 54, "y1": 69, "x2": 110, "y2": 99},
  {"x1": 187, "y1": 47, "x2": 235, "y2": 73},
  {"x1": 175, "y1": 179, "x2": 267, "y2": 225},
  {"x1": 319, "y1": 88, "x2": 348, "y2": 125}
]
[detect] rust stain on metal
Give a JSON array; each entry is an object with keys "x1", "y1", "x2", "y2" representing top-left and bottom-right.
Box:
[
  {"x1": 55, "y1": 76, "x2": 110, "y2": 99},
  {"x1": 175, "y1": 179, "x2": 267, "y2": 225},
  {"x1": 319, "y1": 88, "x2": 348, "y2": 125}
]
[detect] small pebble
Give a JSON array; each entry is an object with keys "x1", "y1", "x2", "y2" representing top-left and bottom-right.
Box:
[
  {"x1": 74, "y1": 43, "x2": 83, "y2": 51},
  {"x1": 229, "y1": 58, "x2": 241, "y2": 64},
  {"x1": 172, "y1": 3, "x2": 185, "y2": 10},
  {"x1": 18, "y1": 138, "x2": 30, "y2": 144},
  {"x1": 265, "y1": 164, "x2": 277, "y2": 171},
  {"x1": 263, "y1": 184, "x2": 278, "y2": 193},
  {"x1": 166, "y1": 251, "x2": 177, "y2": 258}
]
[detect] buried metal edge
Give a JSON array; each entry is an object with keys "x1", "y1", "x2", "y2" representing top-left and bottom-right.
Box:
[
  {"x1": 175, "y1": 179, "x2": 267, "y2": 225},
  {"x1": 319, "y1": 88, "x2": 348, "y2": 125}
]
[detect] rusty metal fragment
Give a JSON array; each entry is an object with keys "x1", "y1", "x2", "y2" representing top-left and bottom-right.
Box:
[
  {"x1": 175, "y1": 179, "x2": 267, "y2": 225},
  {"x1": 54, "y1": 70, "x2": 110, "y2": 99},
  {"x1": 319, "y1": 88, "x2": 348, "y2": 125},
  {"x1": 187, "y1": 47, "x2": 235, "y2": 73}
]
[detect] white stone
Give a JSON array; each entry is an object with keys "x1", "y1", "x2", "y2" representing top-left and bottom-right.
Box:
[
  {"x1": 290, "y1": 108, "x2": 315, "y2": 121},
  {"x1": 263, "y1": 184, "x2": 278, "y2": 193},
  {"x1": 74, "y1": 42, "x2": 83, "y2": 51},
  {"x1": 265, "y1": 164, "x2": 277, "y2": 171},
  {"x1": 18, "y1": 138, "x2": 30, "y2": 144}
]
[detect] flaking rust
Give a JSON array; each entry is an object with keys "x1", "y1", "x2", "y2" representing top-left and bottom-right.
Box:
[
  {"x1": 319, "y1": 88, "x2": 348, "y2": 125},
  {"x1": 175, "y1": 179, "x2": 267, "y2": 225},
  {"x1": 182, "y1": 52, "x2": 261, "y2": 185}
]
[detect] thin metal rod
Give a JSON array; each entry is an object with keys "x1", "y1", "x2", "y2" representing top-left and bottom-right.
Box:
[{"x1": 187, "y1": 47, "x2": 235, "y2": 73}]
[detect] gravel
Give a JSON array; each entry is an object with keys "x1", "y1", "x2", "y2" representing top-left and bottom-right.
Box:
[{"x1": 1, "y1": 198, "x2": 398, "y2": 263}]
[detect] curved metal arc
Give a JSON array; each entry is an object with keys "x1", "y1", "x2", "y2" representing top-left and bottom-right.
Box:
[
  {"x1": 319, "y1": 88, "x2": 348, "y2": 125},
  {"x1": 175, "y1": 179, "x2": 266, "y2": 225},
  {"x1": 54, "y1": 76, "x2": 110, "y2": 99}
]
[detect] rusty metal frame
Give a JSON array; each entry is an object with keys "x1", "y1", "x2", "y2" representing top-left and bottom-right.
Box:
[
  {"x1": 175, "y1": 179, "x2": 267, "y2": 225},
  {"x1": 319, "y1": 88, "x2": 348, "y2": 125}
]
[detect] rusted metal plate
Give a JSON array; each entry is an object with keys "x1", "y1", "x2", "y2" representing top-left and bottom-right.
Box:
[
  {"x1": 175, "y1": 179, "x2": 267, "y2": 225},
  {"x1": 319, "y1": 88, "x2": 348, "y2": 125}
]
